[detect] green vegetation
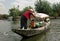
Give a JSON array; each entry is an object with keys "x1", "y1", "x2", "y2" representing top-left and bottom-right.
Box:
[
  {"x1": 9, "y1": 7, "x2": 20, "y2": 21},
  {"x1": 1, "y1": 0, "x2": 60, "y2": 21},
  {"x1": 0, "y1": 14, "x2": 9, "y2": 20},
  {"x1": 9, "y1": 6, "x2": 32, "y2": 21},
  {"x1": 35, "y1": 0, "x2": 60, "y2": 18},
  {"x1": 52, "y1": 3, "x2": 60, "y2": 18},
  {"x1": 0, "y1": 0, "x2": 60, "y2": 20},
  {"x1": 35, "y1": 0, "x2": 51, "y2": 14},
  {"x1": 8, "y1": 0, "x2": 60, "y2": 20}
]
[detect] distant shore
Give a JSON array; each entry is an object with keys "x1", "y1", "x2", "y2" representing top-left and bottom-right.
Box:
[
  {"x1": 0, "y1": 16, "x2": 60, "y2": 20},
  {"x1": 50, "y1": 17, "x2": 60, "y2": 19}
]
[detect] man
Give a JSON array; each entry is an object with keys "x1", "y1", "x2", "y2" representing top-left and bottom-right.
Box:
[{"x1": 20, "y1": 8, "x2": 35, "y2": 29}]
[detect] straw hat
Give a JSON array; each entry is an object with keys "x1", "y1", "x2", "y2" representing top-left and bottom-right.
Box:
[{"x1": 29, "y1": 8, "x2": 34, "y2": 12}]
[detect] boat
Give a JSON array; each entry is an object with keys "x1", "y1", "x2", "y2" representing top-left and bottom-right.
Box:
[{"x1": 12, "y1": 13, "x2": 50, "y2": 37}]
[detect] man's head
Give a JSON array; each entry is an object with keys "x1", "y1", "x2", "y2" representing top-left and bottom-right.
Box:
[{"x1": 29, "y1": 8, "x2": 34, "y2": 12}]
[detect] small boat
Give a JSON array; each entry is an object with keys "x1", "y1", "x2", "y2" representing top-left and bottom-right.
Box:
[{"x1": 12, "y1": 13, "x2": 50, "y2": 37}]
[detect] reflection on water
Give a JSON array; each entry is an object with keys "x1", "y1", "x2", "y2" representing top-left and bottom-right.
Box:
[
  {"x1": 0, "y1": 19, "x2": 60, "y2": 41},
  {"x1": 11, "y1": 21, "x2": 20, "y2": 29}
]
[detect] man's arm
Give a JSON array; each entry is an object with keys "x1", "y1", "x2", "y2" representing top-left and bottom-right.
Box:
[{"x1": 31, "y1": 13, "x2": 39, "y2": 21}]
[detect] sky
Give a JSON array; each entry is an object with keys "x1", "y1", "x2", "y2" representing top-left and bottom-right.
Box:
[{"x1": 0, "y1": 0, "x2": 60, "y2": 14}]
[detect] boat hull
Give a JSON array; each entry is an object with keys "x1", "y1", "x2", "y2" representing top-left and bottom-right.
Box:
[
  {"x1": 12, "y1": 20, "x2": 50, "y2": 37},
  {"x1": 12, "y1": 26, "x2": 50, "y2": 37}
]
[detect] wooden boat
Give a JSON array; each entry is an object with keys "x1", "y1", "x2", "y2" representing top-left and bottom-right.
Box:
[{"x1": 12, "y1": 13, "x2": 50, "y2": 37}]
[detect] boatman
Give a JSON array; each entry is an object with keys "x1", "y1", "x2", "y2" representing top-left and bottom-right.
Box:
[{"x1": 20, "y1": 8, "x2": 36, "y2": 29}]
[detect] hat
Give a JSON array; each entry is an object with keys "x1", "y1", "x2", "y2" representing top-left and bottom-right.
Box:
[{"x1": 29, "y1": 9, "x2": 34, "y2": 12}]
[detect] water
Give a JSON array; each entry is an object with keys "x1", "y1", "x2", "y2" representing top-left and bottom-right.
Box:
[
  {"x1": 22, "y1": 19, "x2": 60, "y2": 41},
  {"x1": 0, "y1": 19, "x2": 60, "y2": 41},
  {"x1": 0, "y1": 20, "x2": 22, "y2": 41}
]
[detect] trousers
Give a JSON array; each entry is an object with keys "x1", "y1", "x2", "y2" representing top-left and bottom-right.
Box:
[{"x1": 20, "y1": 16, "x2": 27, "y2": 29}]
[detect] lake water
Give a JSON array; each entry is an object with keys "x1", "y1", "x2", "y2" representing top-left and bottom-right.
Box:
[{"x1": 0, "y1": 19, "x2": 60, "y2": 41}]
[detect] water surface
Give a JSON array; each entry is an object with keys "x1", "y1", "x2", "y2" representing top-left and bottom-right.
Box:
[{"x1": 0, "y1": 19, "x2": 60, "y2": 41}]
